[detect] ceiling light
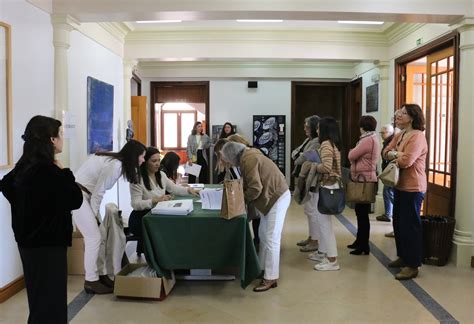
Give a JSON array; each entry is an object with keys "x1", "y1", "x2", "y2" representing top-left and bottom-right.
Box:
[
  {"x1": 236, "y1": 19, "x2": 283, "y2": 23},
  {"x1": 136, "y1": 20, "x2": 182, "y2": 24},
  {"x1": 337, "y1": 20, "x2": 384, "y2": 25}
]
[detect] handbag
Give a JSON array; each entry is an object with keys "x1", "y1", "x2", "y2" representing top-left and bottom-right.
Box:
[
  {"x1": 318, "y1": 180, "x2": 345, "y2": 215},
  {"x1": 378, "y1": 160, "x2": 399, "y2": 187},
  {"x1": 346, "y1": 175, "x2": 377, "y2": 204},
  {"x1": 220, "y1": 179, "x2": 246, "y2": 220}
]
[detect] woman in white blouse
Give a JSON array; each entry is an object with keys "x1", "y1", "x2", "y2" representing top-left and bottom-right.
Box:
[
  {"x1": 186, "y1": 121, "x2": 212, "y2": 183},
  {"x1": 128, "y1": 147, "x2": 199, "y2": 238}
]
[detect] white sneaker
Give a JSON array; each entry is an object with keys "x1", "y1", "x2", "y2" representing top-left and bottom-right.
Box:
[
  {"x1": 314, "y1": 259, "x2": 340, "y2": 271},
  {"x1": 307, "y1": 251, "x2": 326, "y2": 262}
]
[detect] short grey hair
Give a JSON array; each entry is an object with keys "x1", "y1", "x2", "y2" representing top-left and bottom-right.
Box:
[
  {"x1": 381, "y1": 124, "x2": 394, "y2": 135},
  {"x1": 220, "y1": 142, "x2": 246, "y2": 167},
  {"x1": 305, "y1": 115, "x2": 320, "y2": 138}
]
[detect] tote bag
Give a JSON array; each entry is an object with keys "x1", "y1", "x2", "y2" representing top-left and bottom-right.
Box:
[{"x1": 220, "y1": 179, "x2": 246, "y2": 220}]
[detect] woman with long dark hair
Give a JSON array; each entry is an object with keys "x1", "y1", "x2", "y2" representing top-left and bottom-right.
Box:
[
  {"x1": 383, "y1": 104, "x2": 428, "y2": 280},
  {"x1": 129, "y1": 147, "x2": 199, "y2": 238},
  {"x1": 305, "y1": 117, "x2": 342, "y2": 271},
  {"x1": 219, "y1": 122, "x2": 236, "y2": 139},
  {"x1": 73, "y1": 139, "x2": 146, "y2": 294},
  {"x1": 159, "y1": 151, "x2": 181, "y2": 183},
  {"x1": 186, "y1": 121, "x2": 212, "y2": 183},
  {"x1": 0, "y1": 116, "x2": 83, "y2": 323}
]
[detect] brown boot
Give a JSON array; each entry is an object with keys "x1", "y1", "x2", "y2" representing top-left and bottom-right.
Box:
[
  {"x1": 395, "y1": 267, "x2": 419, "y2": 280},
  {"x1": 253, "y1": 279, "x2": 277, "y2": 292},
  {"x1": 84, "y1": 280, "x2": 113, "y2": 294},
  {"x1": 99, "y1": 275, "x2": 115, "y2": 288}
]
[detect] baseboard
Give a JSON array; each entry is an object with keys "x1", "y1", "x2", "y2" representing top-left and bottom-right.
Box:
[{"x1": 0, "y1": 276, "x2": 25, "y2": 303}]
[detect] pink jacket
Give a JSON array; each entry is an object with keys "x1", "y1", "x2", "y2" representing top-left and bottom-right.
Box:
[{"x1": 348, "y1": 132, "x2": 379, "y2": 183}]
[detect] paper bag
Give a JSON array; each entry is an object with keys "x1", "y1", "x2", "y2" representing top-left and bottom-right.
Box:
[{"x1": 220, "y1": 179, "x2": 246, "y2": 220}]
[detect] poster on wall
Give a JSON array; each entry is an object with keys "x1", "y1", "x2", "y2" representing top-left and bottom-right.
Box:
[
  {"x1": 366, "y1": 83, "x2": 379, "y2": 112},
  {"x1": 87, "y1": 76, "x2": 114, "y2": 154},
  {"x1": 253, "y1": 115, "x2": 286, "y2": 175}
]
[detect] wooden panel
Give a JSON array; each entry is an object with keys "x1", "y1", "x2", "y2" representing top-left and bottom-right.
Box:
[
  {"x1": 131, "y1": 96, "x2": 147, "y2": 145},
  {"x1": 0, "y1": 276, "x2": 24, "y2": 303}
]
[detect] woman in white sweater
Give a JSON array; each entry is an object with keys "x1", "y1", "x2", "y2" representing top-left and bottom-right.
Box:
[{"x1": 129, "y1": 147, "x2": 199, "y2": 238}]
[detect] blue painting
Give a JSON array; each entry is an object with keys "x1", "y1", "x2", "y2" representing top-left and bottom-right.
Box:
[{"x1": 87, "y1": 77, "x2": 114, "y2": 154}]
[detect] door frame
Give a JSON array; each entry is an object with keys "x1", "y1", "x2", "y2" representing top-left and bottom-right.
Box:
[
  {"x1": 394, "y1": 31, "x2": 460, "y2": 218},
  {"x1": 149, "y1": 81, "x2": 210, "y2": 147}
]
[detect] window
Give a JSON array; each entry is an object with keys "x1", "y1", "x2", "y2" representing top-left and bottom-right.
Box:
[{"x1": 158, "y1": 102, "x2": 198, "y2": 150}]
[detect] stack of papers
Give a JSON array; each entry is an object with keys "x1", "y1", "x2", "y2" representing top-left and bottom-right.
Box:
[
  {"x1": 199, "y1": 188, "x2": 223, "y2": 210},
  {"x1": 151, "y1": 199, "x2": 194, "y2": 215}
]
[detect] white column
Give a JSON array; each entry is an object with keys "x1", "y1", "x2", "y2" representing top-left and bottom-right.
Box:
[
  {"x1": 51, "y1": 15, "x2": 77, "y2": 167},
  {"x1": 122, "y1": 59, "x2": 137, "y2": 147},
  {"x1": 377, "y1": 61, "x2": 391, "y2": 125},
  {"x1": 453, "y1": 19, "x2": 474, "y2": 267}
]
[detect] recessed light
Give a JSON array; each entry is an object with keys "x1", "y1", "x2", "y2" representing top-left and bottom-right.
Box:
[
  {"x1": 337, "y1": 20, "x2": 384, "y2": 25},
  {"x1": 236, "y1": 19, "x2": 283, "y2": 23},
  {"x1": 136, "y1": 20, "x2": 182, "y2": 24}
]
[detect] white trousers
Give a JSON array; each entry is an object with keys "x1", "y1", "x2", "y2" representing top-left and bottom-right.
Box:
[
  {"x1": 258, "y1": 190, "x2": 291, "y2": 280},
  {"x1": 72, "y1": 192, "x2": 102, "y2": 281},
  {"x1": 304, "y1": 191, "x2": 338, "y2": 258},
  {"x1": 303, "y1": 197, "x2": 320, "y2": 240}
]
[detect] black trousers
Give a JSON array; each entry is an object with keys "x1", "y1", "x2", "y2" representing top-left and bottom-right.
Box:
[
  {"x1": 188, "y1": 149, "x2": 208, "y2": 184},
  {"x1": 19, "y1": 246, "x2": 68, "y2": 324},
  {"x1": 393, "y1": 190, "x2": 425, "y2": 267},
  {"x1": 354, "y1": 203, "x2": 371, "y2": 250}
]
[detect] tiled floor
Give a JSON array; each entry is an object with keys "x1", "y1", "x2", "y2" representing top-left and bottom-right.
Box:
[{"x1": 1, "y1": 202, "x2": 473, "y2": 323}]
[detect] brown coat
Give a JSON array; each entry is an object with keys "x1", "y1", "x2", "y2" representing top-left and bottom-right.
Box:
[{"x1": 240, "y1": 148, "x2": 289, "y2": 215}]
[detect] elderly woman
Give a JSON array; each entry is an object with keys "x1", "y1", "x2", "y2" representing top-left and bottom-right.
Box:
[
  {"x1": 220, "y1": 142, "x2": 290, "y2": 292},
  {"x1": 377, "y1": 124, "x2": 396, "y2": 223},
  {"x1": 291, "y1": 115, "x2": 321, "y2": 252},
  {"x1": 347, "y1": 116, "x2": 380, "y2": 256},
  {"x1": 383, "y1": 104, "x2": 428, "y2": 280}
]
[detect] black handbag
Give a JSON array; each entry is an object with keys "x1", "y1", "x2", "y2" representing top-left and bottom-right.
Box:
[{"x1": 318, "y1": 181, "x2": 345, "y2": 215}]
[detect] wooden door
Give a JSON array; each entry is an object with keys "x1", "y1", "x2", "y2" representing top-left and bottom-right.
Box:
[
  {"x1": 131, "y1": 96, "x2": 147, "y2": 145},
  {"x1": 424, "y1": 47, "x2": 456, "y2": 217}
]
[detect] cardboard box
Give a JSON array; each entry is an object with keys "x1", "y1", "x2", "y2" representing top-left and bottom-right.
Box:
[
  {"x1": 67, "y1": 231, "x2": 85, "y2": 275},
  {"x1": 114, "y1": 263, "x2": 176, "y2": 300}
]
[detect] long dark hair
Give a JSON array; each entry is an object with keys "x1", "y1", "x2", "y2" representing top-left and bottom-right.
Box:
[
  {"x1": 96, "y1": 139, "x2": 146, "y2": 184},
  {"x1": 140, "y1": 147, "x2": 163, "y2": 190},
  {"x1": 403, "y1": 103, "x2": 425, "y2": 131},
  {"x1": 219, "y1": 122, "x2": 236, "y2": 139},
  {"x1": 191, "y1": 121, "x2": 202, "y2": 135},
  {"x1": 15, "y1": 115, "x2": 61, "y2": 182},
  {"x1": 159, "y1": 152, "x2": 181, "y2": 182},
  {"x1": 318, "y1": 117, "x2": 342, "y2": 150}
]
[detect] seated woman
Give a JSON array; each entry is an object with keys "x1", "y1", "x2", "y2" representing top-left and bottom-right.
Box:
[
  {"x1": 159, "y1": 151, "x2": 181, "y2": 184},
  {"x1": 128, "y1": 147, "x2": 199, "y2": 239}
]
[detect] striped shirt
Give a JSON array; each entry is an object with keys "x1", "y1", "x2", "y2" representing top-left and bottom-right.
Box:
[{"x1": 316, "y1": 140, "x2": 342, "y2": 185}]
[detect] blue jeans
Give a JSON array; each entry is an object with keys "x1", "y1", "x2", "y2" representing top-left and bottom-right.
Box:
[{"x1": 383, "y1": 185, "x2": 394, "y2": 219}]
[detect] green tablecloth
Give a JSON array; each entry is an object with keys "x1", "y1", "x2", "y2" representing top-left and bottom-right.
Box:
[{"x1": 142, "y1": 190, "x2": 262, "y2": 289}]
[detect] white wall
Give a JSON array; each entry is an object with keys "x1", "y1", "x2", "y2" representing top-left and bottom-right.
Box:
[
  {"x1": 67, "y1": 30, "x2": 125, "y2": 218},
  {"x1": 0, "y1": 0, "x2": 54, "y2": 288}
]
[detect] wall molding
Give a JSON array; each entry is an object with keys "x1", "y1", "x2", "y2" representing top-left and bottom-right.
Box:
[
  {"x1": 0, "y1": 276, "x2": 25, "y2": 303},
  {"x1": 384, "y1": 23, "x2": 425, "y2": 44}
]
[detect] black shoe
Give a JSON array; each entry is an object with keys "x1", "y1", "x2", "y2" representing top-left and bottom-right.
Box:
[
  {"x1": 84, "y1": 280, "x2": 113, "y2": 294},
  {"x1": 347, "y1": 241, "x2": 359, "y2": 249},
  {"x1": 99, "y1": 275, "x2": 114, "y2": 288},
  {"x1": 350, "y1": 248, "x2": 370, "y2": 255}
]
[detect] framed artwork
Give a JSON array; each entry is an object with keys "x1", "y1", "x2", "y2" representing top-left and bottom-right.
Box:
[
  {"x1": 87, "y1": 77, "x2": 114, "y2": 154},
  {"x1": 253, "y1": 115, "x2": 286, "y2": 175},
  {"x1": 0, "y1": 22, "x2": 12, "y2": 169},
  {"x1": 366, "y1": 83, "x2": 379, "y2": 113}
]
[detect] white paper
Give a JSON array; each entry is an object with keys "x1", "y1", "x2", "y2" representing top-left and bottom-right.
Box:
[
  {"x1": 185, "y1": 163, "x2": 202, "y2": 177},
  {"x1": 62, "y1": 111, "x2": 76, "y2": 139},
  {"x1": 199, "y1": 188, "x2": 223, "y2": 210},
  {"x1": 188, "y1": 183, "x2": 205, "y2": 188}
]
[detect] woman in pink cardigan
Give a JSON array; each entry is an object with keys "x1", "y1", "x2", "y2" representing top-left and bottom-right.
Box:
[
  {"x1": 383, "y1": 104, "x2": 427, "y2": 280},
  {"x1": 347, "y1": 116, "x2": 380, "y2": 255}
]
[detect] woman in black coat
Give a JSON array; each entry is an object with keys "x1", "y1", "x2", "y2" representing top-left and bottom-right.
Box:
[{"x1": 0, "y1": 116, "x2": 83, "y2": 324}]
